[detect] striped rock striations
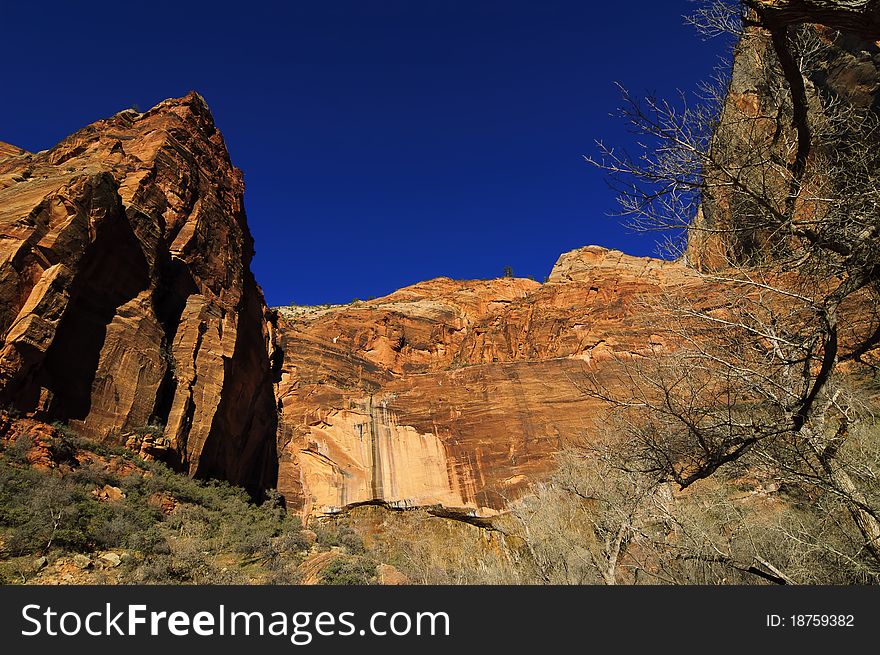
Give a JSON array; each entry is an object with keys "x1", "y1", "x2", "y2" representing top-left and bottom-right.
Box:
[
  {"x1": 274, "y1": 246, "x2": 713, "y2": 517},
  {"x1": 0, "y1": 93, "x2": 279, "y2": 494}
]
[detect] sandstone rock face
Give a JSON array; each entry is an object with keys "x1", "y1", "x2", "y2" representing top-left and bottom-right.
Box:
[
  {"x1": 688, "y1": 23, "x2": 880, "y2": 269},
  {"x1": 275, "y1": 246, "x2": 711, "y2": 517},
  {"x1": 0, "y1": 142, "x2": 26, "y2": 162},
  {"x1": 0, "y1": 94, "x2": 279, "y2": 493}
]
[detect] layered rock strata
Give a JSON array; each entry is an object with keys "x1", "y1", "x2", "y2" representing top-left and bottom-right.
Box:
[{"x1": 274, "y1": 246, "x2": 714, "y2": 517}]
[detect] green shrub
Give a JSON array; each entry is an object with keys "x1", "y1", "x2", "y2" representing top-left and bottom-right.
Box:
[
  {"x1": 128, "y1": 527, "x2": 171, "y2": 556},
  {"x1": 47, "y1": 432, "x2": 78, "y2": 464},
  {"x1": 69, "y1": 462, "x2": 120, "y2": 488},
  {"x1": 4, "y1": 434, "x2": 33, "y2": 464},
  {"x1": 319, "y1": 555, "x2": 376, "y2": 585},
  {"x1": 0, "y1": 422, "x2": 311, "y2": 583},
  {"x1": 314, "y1": 523, "x2": 366, "y2": 554},
  {"x1": 132, "y1": 422, "x2": 166, "y2": 437}
]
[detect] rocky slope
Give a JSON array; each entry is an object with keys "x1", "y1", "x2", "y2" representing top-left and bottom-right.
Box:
[
  {"x1": 274, "y1": 246, "x2": 716, "y2": 517},
  {"x1": 0, "y1": 93, "x2": 279, "y2": 494},
  {"x1": 0, "y1": 413, "x2": 395, "y2": 586}
]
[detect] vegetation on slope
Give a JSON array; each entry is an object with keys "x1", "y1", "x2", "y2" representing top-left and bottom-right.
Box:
[{"x1": 0, "y1": 420, "x2": 377, "y2": 585}]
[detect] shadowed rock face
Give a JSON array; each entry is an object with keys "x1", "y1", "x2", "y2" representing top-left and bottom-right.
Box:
[
  {"x1": 688, "y1": 23, "x2": 880, "y2": 269},
  {"x1": 274, "y1": 246, "x2": 715, "y2": 517},
  {"x1": 0, "y1": 94, "x2": 279, "y2": 494}
]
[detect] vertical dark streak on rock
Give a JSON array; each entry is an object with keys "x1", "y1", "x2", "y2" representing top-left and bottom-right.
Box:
[
  {"x1": 768, "y1": 24, "x2": 813, "y2": 217},
  {"x1": 368, "y1": 395, "x2": 385, "y2": 500},
  {"x1": 150, "y1": 257, "x2": 198, "y2": 427}
]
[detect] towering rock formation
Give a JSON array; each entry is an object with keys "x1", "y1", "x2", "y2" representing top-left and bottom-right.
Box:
[
  {"x1": 274, "y1": 246, "x2": 714, "y2": 517},
  {"x1": 688, "y1": 9, "x2": 880, "y2": 268},
  {"x1": 0, "y1": 93, "x2": 279, "y2": 493}
]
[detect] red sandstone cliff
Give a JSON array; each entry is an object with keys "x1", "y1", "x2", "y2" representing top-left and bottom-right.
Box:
[
  {"x1": 0, "y1": 99, "x2": 730, "y2": 517},
  {"x1": 0, "y1": 93, "x2": 279, "y2": 493},
  {"x1": 274, "y1": 246, "x2": 716, "y2": 517}
]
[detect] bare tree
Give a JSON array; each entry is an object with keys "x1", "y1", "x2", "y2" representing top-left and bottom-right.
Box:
[
  {"x1": 503, "y1": 429, "x2": 842, "y2": 584},
  {"x1": 745, "y1": 0, "x2": 880, "y2": 41},
  {"x1": 580, "y1": 0, "x2": 880, "y2": 581},
  {"x1": 503, "y1": 444, "x2": 669, "y2": 584}
]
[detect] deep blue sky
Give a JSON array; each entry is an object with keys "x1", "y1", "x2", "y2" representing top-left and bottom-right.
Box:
[{"x1": 1, "y1": 1, "x2": 728, "y2": 306}]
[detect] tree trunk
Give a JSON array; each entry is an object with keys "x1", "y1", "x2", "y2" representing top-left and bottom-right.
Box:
[{"x1": 748, "y1": 0, "x2": 880, "y2": 39}]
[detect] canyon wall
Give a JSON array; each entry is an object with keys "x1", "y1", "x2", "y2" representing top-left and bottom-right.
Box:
[
  {"x1": 274, "y1": 246, "x2": 715, "y2": 516},
  {"x1": 0, "y1": 93, "x2": 279, "y2": 494}
]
